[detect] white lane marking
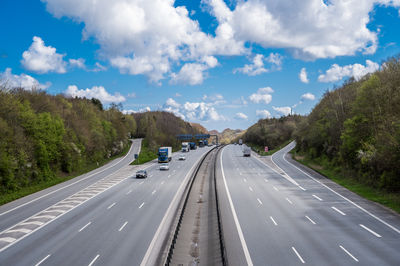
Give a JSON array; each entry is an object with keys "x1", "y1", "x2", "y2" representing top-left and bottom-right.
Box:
[
  {"x1": 286, "y1": 197, "x2": 293, "y2": 205},
  {"x1": 167, "y1": 174, "x2": 171, "y2": 178},
  {"x1": 298, "y1": 185, "x2": 306, "y2": 191},
  {"x1": 332, "y1": 206, "x2": 346, "y2": 216},
  {"x1": 257, "y1": 198, "x2": 263, "y2": 205},
  {"x1": 220, "y1": 148, "x2": 254, "y2": 265},
  {"x1": 292, "y1": 247, "x2": 305, "y2": 264},
  {"x1": 264, "y1": 178, "x2": 268, "y2": 182},
  {"x1": 139, "y1": 181, "x2": 144, "y2": 185},
  {"x1": 149, "y1": 175, "x2": 153, "y2": 178},
  {"x1": 152, "y1": 190, "x2": 156, "y2": 195},
  {"x1": 107, "y1": 203, "x2": 116, "y2": 209},
  {"x1": 280, "y1": 142, "x2": 400, "y2": 234},
  {"x1": 161, "y1": 181, "x2": 165, "y2": 185},
  {"x1": 240, "y1": 173, "x2": 243, "y2": 176},
  {"x1": 360, "y1": 224, "x2": 382, "y2": 238},
  {"x1": 119, "y1": 221, "x2": 128, "y2": 232},
  {"x1": 88, "y1": 254, "x2": 100, "y2": 266},
  {"x1": 34, "y1": 215, "x2": 56, "y2": 219},
  {"x1": 243, "y1": 178, "x2": 247, "y2": 182},
  {"x1": 340, "y1": 245, "x2": 359, "y2": 262},
  {"x1": 139, "y1": 202, "x2": 145, "y2": 209},
  {"x1": 79, "y1": 222, "x2": 92, "y2": 232},
  {"x1": 35, "y1": 254, "x2": 51, "y2": 266},
  {"x1": 126, "y1": 189, "x2": 132, "y2": 195},
  {"x1": 0, "y1": 237, "x2": 16, "y2": 243},
  {"x1": 20, "y1": 221, "x2": 44, "y2": 226},
  {"x1": 305, "y1": 216, "x2": 316, "y2": 225},
  {"x1": 0, "y1": 140, "x2": 137, "y2": 217},
  {"x1": 273, "y1": 186, "x2": 279, "y2": 191},
  {"x1": 312, "y1": 194, "x2": 323, "y2": 201},
  {"x1": 6, "y1": 228, "x2": 32, "y2": 234},
  {"x1": 249, "y1": 186, "x2": 253, "y2": 192},
  {"x1": 270, "y1": 216, "x2": 277, "y2": 226}
]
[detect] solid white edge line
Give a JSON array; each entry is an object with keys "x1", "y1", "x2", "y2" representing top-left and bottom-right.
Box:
[
  {"x1": 340, "y1": 245, "x2": 359, "y2": 262},
  {"x1": 220, "y1": 147, "x2": 254, "y2": 266},
  {"x1": 360, "y1": 224, "x2": 382, "y2": 238},
  {"x1": 270, "y1": 216, "x2": 277, "y2": 226},
  {"x1": 312, "y1": 194, "x2": 323, "y2": 201},
  {"x1": 119, "y1": 221, "x2": 128, "y2": 232},
  {"x1": 280, "y1": 142, "x2": 400, "y2": 235},
  {"x1": 88, "y1": 254, "x2": 100, "y2": 266},
  {"x1": 292, "y1": 247, "x2": 305, "y2": 264},
  {"x1": 79, "y1": 222, "x2": 91, "y2": 232},
  {"x1": 305, "y1": 216, "x2": 316, "y2": 225},
  {"x1": 0, "y1": 139, "x2": 138, "y2": 217},
  {"x1": 34, "y1": 254, "x2": 51, "y2": 266},
  {"x1": 332, "y1": 206, "x2": 346, "y2": 216},
  {"x1": 298, "y1": 185, "x2": 306, "y2": 191}
]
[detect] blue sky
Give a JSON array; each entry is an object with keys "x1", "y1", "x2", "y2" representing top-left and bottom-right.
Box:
[{"x1": 1, "y1": 0, "x2": 400, "y2": 131}]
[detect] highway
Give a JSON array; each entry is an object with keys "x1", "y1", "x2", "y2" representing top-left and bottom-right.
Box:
[
  {"x1": 217, "y1": 143, "x2": 400, "y2": 265},
  {"x1": 0, "y1": 139, "x2": 212, "y2": 266}
]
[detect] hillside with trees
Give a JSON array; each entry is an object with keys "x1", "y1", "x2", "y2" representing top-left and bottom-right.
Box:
[
  {"x1": 294, "y1": 56, "x2": 400, "y2": 192},
  {"x1": 0, "y1": 88, "x2": 136, "y2": 200}
]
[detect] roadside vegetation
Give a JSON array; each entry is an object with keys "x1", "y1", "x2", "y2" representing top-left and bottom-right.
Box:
[{"x1": 0, "y1": 87, "x2": 136, "y2": 204}]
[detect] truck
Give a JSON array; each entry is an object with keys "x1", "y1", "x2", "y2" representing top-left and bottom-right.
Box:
[
  {"x1": 189, "y1": 142, "x2": 197, "y2": 150},
  {"x1": 243, "y1": 146, "x2": 251, "y2": 157},
  {"x1": 198, "y1": 140, "x2": 204, "y2": 147},
  {"x1": 181, "y1": 142, "x2": 190, "y2": 152},
  {"x1": 239, "y1": 139, "x2": 243, "y2": 145},
  {"x1": 158, "y1": 147, "x2": 172, "y2": 163}
]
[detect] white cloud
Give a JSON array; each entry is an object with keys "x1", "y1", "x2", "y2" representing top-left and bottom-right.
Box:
[
  {"x1": 318, "y1": 60, "x2": 380, "y2": 82},
  {"x1": 234, "y1": 53, "x2": 282, "y2": 76},
  {"x1": 273, "y1": 106, "x2": 291, "y2": 116},
  {"x1": 299, "y1": 68, "x2": 309, "y2": 83},
  {"x1": 249, "y1": 86, "x2": 274, "y2": 104},
  {"x1": 65, "y1": 85, "x2": 126, "y2": 103},
  {"x1": 202, "y1": 93, "x2": 224, "y2": 103},
  {"x1": 21, "y1": 36, "x2": 67, "y2": 74},
  {"x1": 127, "y1": 92, "x2": 136, "y2": 98},
  {"x1": 92, "y1": 62, "x2": 107, "y2": 72},
  {"x1": 256, "y1": 109, "x2": 272, "y2": 118},
  {"x1": 122, "y1": 106, "x2": 151, "y2": 114},
  {"x1": 69, "y1": 58, "x2": 86, "y2": 69},
  {"x1": 0, "y1": 68, "x2": 51, "y2": 90},
  {"x1": 166, "y1": 98, "x2": 181, "y2": 108},
  {"x1": 301, "y1": 93, "x2": 315, "y2": 101},
  {"x1": 234, "y1": 112, "x2": 248, "y2": 120},
  {"x1": 164, "y1": 98, "x2": 225, "y2": 121},
  {"x1": 175, "y1": 93, "x2": 182, "y2": 97}
]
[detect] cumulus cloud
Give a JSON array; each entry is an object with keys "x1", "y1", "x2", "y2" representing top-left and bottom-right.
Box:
[
  {"x1": 0, "y1": 68, "x2": 51, "y2": 90},
  {"x1": 69, "y1": 58, "x2": 86, "y2": 69},
  {"x1": 65, "y1": 85, "x2": 126, "y2": 103},
  {"x1": 21, "y1": 36, "x2": 67, "y2": 74},
  {"x1": 164, "y1": 98, "x2": 225, "y2": 121},
  {"x1": 273, "y1": 106, "x2": 291, "y2": 116},
  {"x1": 299, "y1": 68, "x2": 309, "y2": 83},
  {"x1": 122, "y1": 106, "x2": 150, "y2": 114},
  {"x1": 301, "y1": 93, "x2": 315, "y2": 101},
  {"x1": 234, "y1": 53, "x2": 282, "y2": 76},
  {"x1": 249, "y1": 87, "x2": 274, "y2": 104},
  {"x1": 234, "y1": 112, "x2": 248, "y2": 120},
  {"x1": 318, "y1": 60, "x2": 380, "y2": 82},
  {"x1": 256, "y1": 109, "x2": 272, "y2": 118},
  {"x1": 92, "y1": 62, "x2": 107, "y2": 72}
]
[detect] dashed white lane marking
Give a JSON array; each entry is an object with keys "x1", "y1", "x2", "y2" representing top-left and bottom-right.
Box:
[
  {"x1": 298, "y1": 186, "x2": 306, "y2": 191},
  {"x1": 360, "y1": 224, "x2": 382, "y2": 238},
  {"x1": 273, "y1": 186, "x2": 279, "y2": 191},
  {"x1": 88, "y1": 254, "x2": 100, "y2": 266},
  {"x1": 270, "y1": 216, "x2": 277, "y2": 226},
  {"x1": 139, "y1": 181, "x2": 144, "y2": 185},
  {"x1": 149, "y1": 175, "x2": 153, "y2": 177},
  {"x1": 332, "y1": 206, "x2": 346, "y2": 216},
  {"x1": 139, "y1": 202, "x2": 145, "y2": 209},
  {"x1": 119, "y1": 221, "x2": 128, "y2": 232},
  {"x1": 167, "y1": 174, "x2": 171, "y2": 178},
  {"x1": 79, "y1": 222, "x2": 92, "y2": 232},
  {"x1": 240, "y1": 173, "x2": 243, "y2": 176},
  {"x1": 285, "y1": 198, "x2": 293, "y2": 205},
  {"x1": 35, "y1": 254, "x2": 51, "y2": 266},
  {"x1": 264, "y1": 178, "x2": 268, "y2": 182},
  {"x1": 340, "y1": 245, "x2": 359, "y2": 262},
  {"x1": 6, "y1": 228, "x2": 32, "y2": 234},
  {"x1": 126, "y1": 189, "x2": 132, "y2": 195},
  {"x1": 161, "y1": 181, "x2": 165, "y2": 185},
  {"x1": 0, "y1": 237, "x2": 16, "y2": 243},
  {"x1": 292, "y1": 247, "x2": 305, "y2": 264},
  {"x1": 249, "y1": 186, "x2": 253, "y2": 192},
  {"x1": 305, "y1": 216, "x2": 316, "y2": 225},
  {"x1": 107, "y1": 203, "x2": 116, "y2": 209},
  {"x1": 243, "y1": 178, "x2": 247, "y2": 182},
  {"x1": 152, "y1": 190, "x2": 156, "y2": 195},
  {"x1": 257, "y1": 198, "x2": 263, "y2": 205},
  {"x1": 312, "y1": 194, "x2": 323, "y2": 201}
]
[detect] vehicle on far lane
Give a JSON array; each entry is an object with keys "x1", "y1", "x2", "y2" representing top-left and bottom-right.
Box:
[
  {"x1": 178, "y1": 154, "x2": 186, "y2": 160},
  {"x1": 243, "y1": 146, "x2": 251, "y2": 157},
  {"x1": 159, "y1": 163, "x2": 169, "y2": 170},
  {"x1": 136, "y1": 170, "x2": 148, "y2": 178}
]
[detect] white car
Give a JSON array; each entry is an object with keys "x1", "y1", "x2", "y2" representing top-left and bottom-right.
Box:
[
  {"x1": 159, "y1": 163, "x2": 169, "y2": 170},
  {"x1": 178, "y1": 154, "x2": 186, "y2": 160}
]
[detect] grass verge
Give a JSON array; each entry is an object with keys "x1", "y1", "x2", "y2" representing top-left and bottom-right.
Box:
[
  {"x1": 291, "y1": 151, "x2": 400, "y2": 214},
  {"x1": 131, "y1": 140, "x2": 157, "y2": 165},
  {"x1": 0, "y1": 141, "x2": 133, "y2": 206},
  {"x1": 247, "y1": 140, "x2": 292, "y2": 156}
]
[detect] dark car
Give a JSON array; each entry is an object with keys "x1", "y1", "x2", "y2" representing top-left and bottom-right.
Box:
[{"x1": 136, "y1": 170, "x2": 147, "y2": 178}]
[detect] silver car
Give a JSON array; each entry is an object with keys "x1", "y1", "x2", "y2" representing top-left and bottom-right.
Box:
[
  {"x1": 159, "y1": 163, "x2": 169, "y2": 170},
  {"x1": 178, "y1": 154, "x2": 186, "y2": 160}
]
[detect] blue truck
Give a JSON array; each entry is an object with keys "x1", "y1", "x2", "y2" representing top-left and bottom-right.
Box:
[
  {"x1": 158, "y1": 147, "x2": 172, "y2": 163},
  {"x1": 189, "y1": 142, "x2": 197, "y2": 150}
]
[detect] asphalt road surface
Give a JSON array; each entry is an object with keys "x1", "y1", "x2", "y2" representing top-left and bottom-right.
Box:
[
  {"x1": 0, "y1": 140, "x2": 212, "y2": 266},
  {"x1": 217, "y1": 143, "x2": 400, "y2": 266}
]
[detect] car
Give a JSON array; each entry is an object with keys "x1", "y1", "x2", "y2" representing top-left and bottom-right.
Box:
[
  {"x1": 136, "y1": 169, "x2": 147, "y2": 178},
  {"x1": 178, "y1": 154, "x2": 186, "y2": 160},
  {"x1": 159, "y1": 163, "x2": 169, "y2": 170}
]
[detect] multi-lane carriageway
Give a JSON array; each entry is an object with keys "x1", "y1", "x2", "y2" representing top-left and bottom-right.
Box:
[{"x1": 0, "y1": 140, "x2": 399, "y2": 265}]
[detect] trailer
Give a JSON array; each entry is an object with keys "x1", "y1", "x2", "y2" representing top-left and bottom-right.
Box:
[
  {"x1": 158, "y1": 147, "x2": 172, "y2": 163},
  {"x1": 189, "y1": 142, "x2": 197, "y2": 150}
]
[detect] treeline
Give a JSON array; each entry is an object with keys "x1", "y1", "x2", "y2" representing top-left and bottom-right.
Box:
[
  {"x1": 0, "y1": 88, "x2": 136, "y2": 194},
  {"x1": 241, "y1": 115, "x2": 305, "y2": 151},
  {"x1": 295, "y1": 56, "x2": 400, "y2": 192},
  {"x1": 132, "y1": 111, "x2": 205, "y2": 153}
]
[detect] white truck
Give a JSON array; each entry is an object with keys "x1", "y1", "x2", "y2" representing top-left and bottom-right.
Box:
[
  {"x1": 243, "y1": 146, "x2": 251, "y2": 157},
  {"x1": 181, "y1": 142, "x2": 190, "y2": 152}
]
